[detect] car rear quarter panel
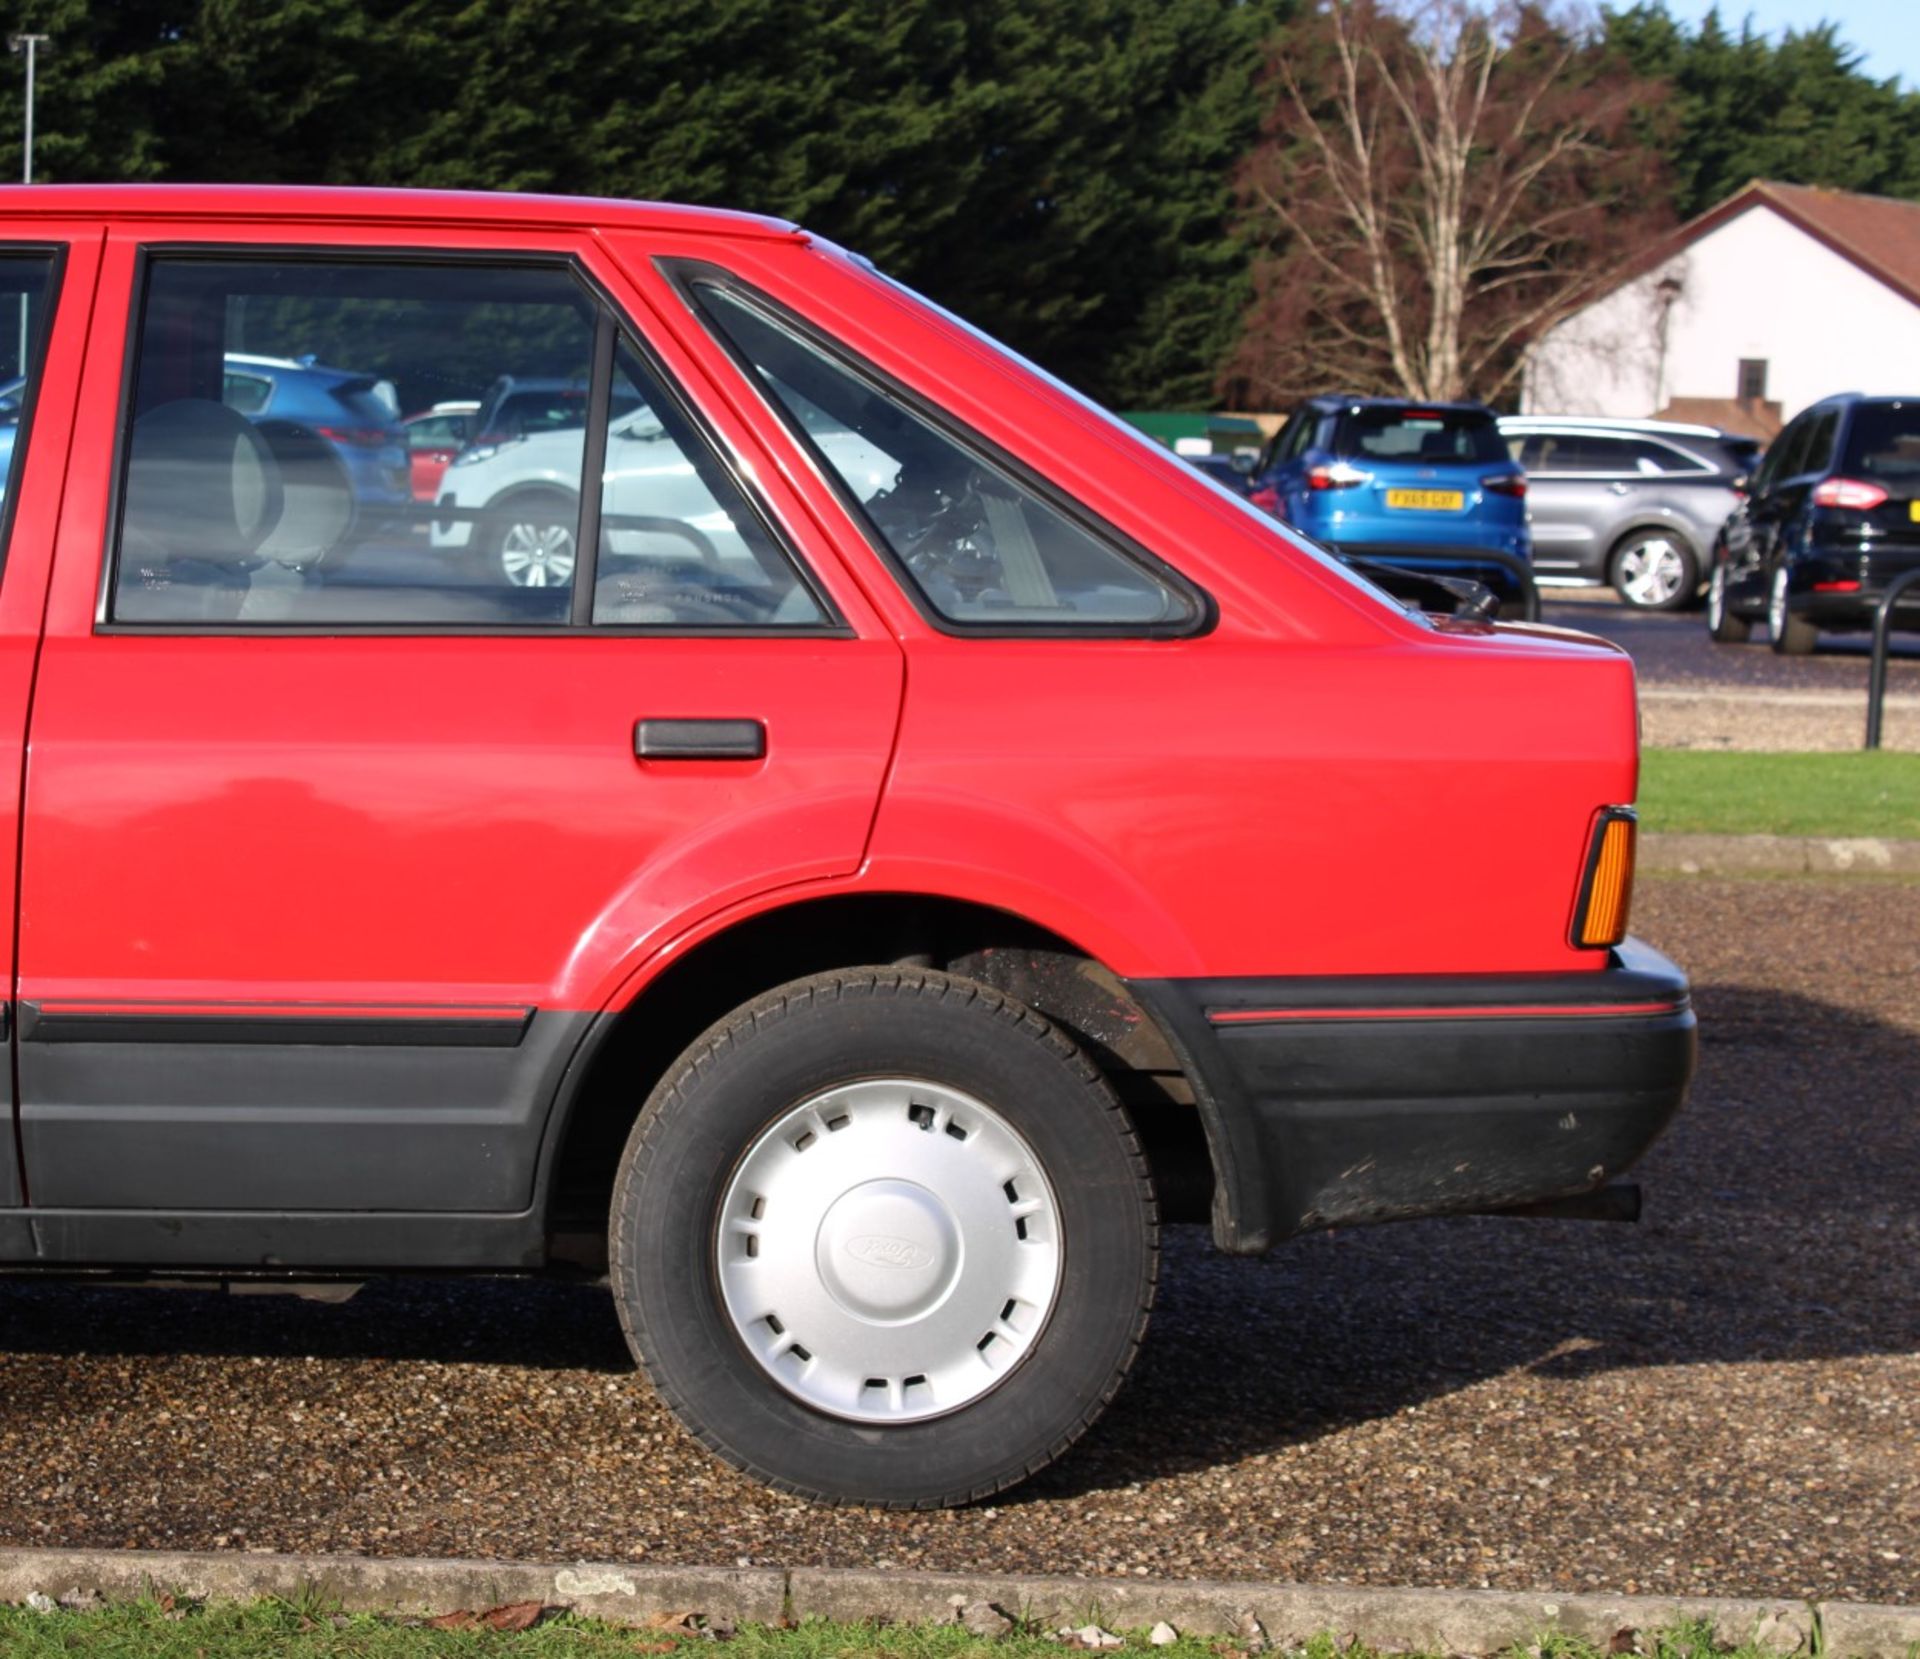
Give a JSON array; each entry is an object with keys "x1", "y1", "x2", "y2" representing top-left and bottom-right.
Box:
[{"x1": 621, "y1": 236, "x2": 1641, "y2": 982}]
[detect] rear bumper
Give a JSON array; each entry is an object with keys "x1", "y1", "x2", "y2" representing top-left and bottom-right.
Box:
[
  {"x1": 1326, "y1": 539, "x2": 1534, "y2": 597},
  {"x1": 1130, "y1": 938, "x2": 1696, "y2": 1254}
]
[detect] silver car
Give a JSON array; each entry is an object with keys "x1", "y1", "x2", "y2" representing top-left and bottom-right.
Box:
[{"x1": 1498, "y1": 417, "x2": 1761, "y2": 610}]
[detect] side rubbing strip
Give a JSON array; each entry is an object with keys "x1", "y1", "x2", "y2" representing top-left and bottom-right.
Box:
[
  {"x1": 1208, "y1": 999, "x2": 1685, "y2": 1027},
  {"x1": 18, "y1": 1002, "x2": 535, "y2": 1048}
]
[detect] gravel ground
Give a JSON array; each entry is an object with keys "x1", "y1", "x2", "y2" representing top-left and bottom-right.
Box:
[{"x1": 0, "y1": 878, "x2": 1914, "y2": 1603}]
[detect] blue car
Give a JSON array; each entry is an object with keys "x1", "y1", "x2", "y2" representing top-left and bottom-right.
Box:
[
  {"x1": 1249, "y1": 396, "x2": 1531, "y2": 609},
  {"x1": 221, "y1": 352, "x2": 412, "y2": 513}
]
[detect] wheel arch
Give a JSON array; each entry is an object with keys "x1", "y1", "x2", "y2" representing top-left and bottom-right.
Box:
[
  {"x1": 1606, "y1": 517, "x2": 1700, "y2": 565},
  {"x1": 536, "y1": 891, "x2": 1219, "y2": 1266}
]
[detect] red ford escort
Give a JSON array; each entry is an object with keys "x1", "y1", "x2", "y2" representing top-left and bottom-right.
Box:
[{"x1": 0, "y1": 187, "x2": 1693, "y2": 1507}]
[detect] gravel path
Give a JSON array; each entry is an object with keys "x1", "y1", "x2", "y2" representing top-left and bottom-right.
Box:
[{"x1": 0, "y1": 879, "x2": 1914, "y2": 1602}]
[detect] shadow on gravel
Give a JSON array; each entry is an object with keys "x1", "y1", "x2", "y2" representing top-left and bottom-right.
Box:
[{"x1": 0, "y1": 984, "x2": 1913, "y2": 1497}]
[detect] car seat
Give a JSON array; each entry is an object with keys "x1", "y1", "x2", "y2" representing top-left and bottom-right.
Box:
[{"x1": 115, "y1": 398, "x2": 284, "y2": 621}]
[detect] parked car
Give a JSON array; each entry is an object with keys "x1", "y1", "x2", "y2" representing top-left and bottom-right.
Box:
[
  {"x1": 1707, "y1": 393, "x2": 1920, "y2": 652},
  {"x1": 221, "y1": 351, "x2": 412, "y2": 514},
  {"x1": 1182, "y1": 450, "x2": 1255, "y2": 495},
  {"x1": 1499, "y1": 416, "x2": 1759, "y2": 610},
  {"x1": 0, "y1": 185, "x2": 1694, "y2": 1510},
  {"x1": 399, "y1": 400, "x2": 478, "y2": 503},
  {"x1": 433, "y1": 396, "x2": 897, "y2": 591},
  {"x1": 1248, "y1": 396, "x2": 1531, "y2": 610}
]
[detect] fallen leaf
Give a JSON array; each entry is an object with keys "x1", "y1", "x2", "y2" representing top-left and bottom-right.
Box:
[
  {"x1": 482, "y1": 1602, "x2": 550, "y2": 1632},
  {"x1": 647, "y1": 1610, "x2": 701, "y2": 1632},
  {"x1": 428, "y1": 1610, "x2": 480, "y2": 1631},
  {"x1": 1608, "y1": 1631, "x2": 1640, "y2": 1656}
]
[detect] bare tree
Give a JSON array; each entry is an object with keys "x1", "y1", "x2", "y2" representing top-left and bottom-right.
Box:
[{"x1": 1224, "y1": 0, "x2": 1670, "y2": 407}]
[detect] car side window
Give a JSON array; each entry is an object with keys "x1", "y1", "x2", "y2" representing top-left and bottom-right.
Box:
[
  {"x1": 1766, "y1": 417, "x2": 1812, "y2": 487},
  {"x1": 1528, "y1": 435, "x2": 1624, "y2": 474},
  {"x1": 111, "y1": 256, "x2": 600, "y2": 626},
  {"x1": 1800, "y1": 410, "x2": 1839, "y2": 476},
  {"x1": 687, "y1": 280, "x2": 1201, "y2": 632},
  {"x1": 1627, "y1": 438, "x2": 1712, "y2": 476},
  {"x1": 590, "y1": 339, "x2": 827, "y2": 627},
  {"x1": 0, "y1": 255, "x2": 54, "y2": 554}
]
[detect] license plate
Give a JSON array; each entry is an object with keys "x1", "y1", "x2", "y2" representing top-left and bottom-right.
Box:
[
  {"x1": 1910, "y1": 500, "x2": 1920, "y2": 523},
  {"x1": 1385, "y1": 488, "x2": 1464, "y2": 511}
]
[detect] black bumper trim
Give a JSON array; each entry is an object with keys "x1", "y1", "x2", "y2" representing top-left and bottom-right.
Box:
[{"x1": 1130, "y1": 939, "x2": 1696, "y2": 1254}]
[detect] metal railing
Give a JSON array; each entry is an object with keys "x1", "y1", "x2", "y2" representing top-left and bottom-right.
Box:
[{"x1": 1864, "y1": 566, "x2": 1920, "y2": 750}]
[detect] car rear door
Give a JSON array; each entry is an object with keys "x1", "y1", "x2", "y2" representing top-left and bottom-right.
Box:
[
  {"x1": 14, "y1": 218, "x2": 903, "y2": 1260},
  {"x1": 1516, "y1": 432, "x2": 1637, "y2": 580},
  {"x1": 0, "y1": 225, "x2": 101, "y2": 1246}
]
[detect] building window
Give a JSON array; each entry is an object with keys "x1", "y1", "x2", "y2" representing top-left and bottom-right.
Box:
[{"x1": 1737, "y1": 359, "x2": 1769, "y2": 402}]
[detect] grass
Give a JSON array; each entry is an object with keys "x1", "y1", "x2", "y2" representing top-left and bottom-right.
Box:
[
  {"x1": 0, "y1": 1602, "x2": 1824, "y2": 1659},
  {"x1": 1637, "y1": 750, "x2": 1920, "y2": 839}
]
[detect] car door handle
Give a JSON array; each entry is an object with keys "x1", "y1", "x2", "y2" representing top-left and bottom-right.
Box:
[
  {"x1": 634, "y1": 718, "x2": 766, "y2": 761},
  {"x1": 1608, "y1": 482, "x2": 1632, "y2": 495}
]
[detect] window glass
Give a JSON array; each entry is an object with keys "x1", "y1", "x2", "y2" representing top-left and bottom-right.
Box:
[
  {"x1": 1335, "y1": 407, "x2": 1505, "y2": 465},
  {"x1": 112, "y1": 257, "x2": 597, "y2": 625},
  {"x1": 0, "y1": 256, "x2": 54, "y2": 528},
  {"x1": 1840, "y1": 403, "x2": 1920, "y2": 483},
  {"x1": 691, "y1": 282, "x2": 1198, "y2": 630},
  {"x1": 1800, "y1": 410, "x2": 1839, "y2": 476},
  {"x1": 1625, "y1": 438, "x2": 1712, "y2": 476},
  {"x1": 1521, "y1": 434, "x2": 1627, "y2": 474},
  {"x1": 591, "y1": 342, "x2": 828, "y2": 626}
]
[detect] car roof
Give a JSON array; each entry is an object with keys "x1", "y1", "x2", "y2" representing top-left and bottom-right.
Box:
[
  {"x1": 1499, "y1": 415, "x2": 1736, "y2": 440},
  {"x1": 0, "y1": 183, "x2": 803, "y2": 242},
  {"x1": 1305, "y1": 394, "x2": 1495, "y2": 414}
]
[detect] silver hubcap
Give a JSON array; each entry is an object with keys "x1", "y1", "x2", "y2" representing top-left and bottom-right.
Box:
[
  {"x1": 1619, "y1": 538, "x2": 1686, "y2": 606},
  {"x1": 499, "y1": 520, "x2": 576, "y2": 587},
  {"x1": 1769, "y1": 567, "x2": 1789, "y2": 638},
  {"x1": 716, "y1": 1078, "x2": 1062, "y2": 1424}
]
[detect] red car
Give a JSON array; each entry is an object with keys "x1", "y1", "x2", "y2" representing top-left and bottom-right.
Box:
[
  {"x1": 0, "y1": 186, "x2": 1692, "y2": 1507},
  {"x1": 399, "y1": 400, "x2": 478, "y2": 502}
]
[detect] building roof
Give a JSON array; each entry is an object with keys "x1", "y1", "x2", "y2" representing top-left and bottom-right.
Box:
[
  {"x1": 1605, "y1": 179, "x2": 1920, "y2": 312},
  {"x1": 0, "y1": 183, "x2": 803, "y2": 241}
]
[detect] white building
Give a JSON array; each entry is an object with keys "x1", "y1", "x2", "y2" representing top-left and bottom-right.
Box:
[{"x1": 1522, "y1": 180, "x2": 1920, "y2": 437}]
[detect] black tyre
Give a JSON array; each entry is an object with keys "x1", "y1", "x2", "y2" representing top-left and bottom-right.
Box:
[
  {"x1": 609, "y1": 968, "x2": 1158, "y2": 1507},
  {"x1": 1768, "y1": 563, "x2": 1818, "y2": 656},
  {"x1": 1610, "y1": 529, "x2": 1699, "y2": 611},
  {"x1": 1705, "y1": 559, "x2": 1752, "y2": 643}
]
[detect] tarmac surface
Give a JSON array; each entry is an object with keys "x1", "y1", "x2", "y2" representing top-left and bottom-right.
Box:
[{"x1": 0, "y1": 877, "x2": 1913, "y2": 1603}]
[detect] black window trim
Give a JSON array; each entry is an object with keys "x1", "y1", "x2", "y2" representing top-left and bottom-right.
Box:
[
  {"x1": 660, "y1": 257, "x2": 1216, "y2": 642},
  {"x1": 0, "y1": 242, "x2": 69, "y2": 592},
  {"x1": 94, "y1": 241, "x2": 851, "y2": 640}
]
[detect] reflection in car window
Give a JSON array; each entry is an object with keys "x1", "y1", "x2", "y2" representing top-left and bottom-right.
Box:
[
  {"x1": 691, "y1": 283, "x2": 1198, "y2": 630},
  {"x1": 111, "y1": 257, "x2": 597, "y2": 625},
  {"x1": 590, "y1": 342, "x2": 826, "y2": 627},
  {"x1": 0, "y1": 256, "x2": 55, "y2": 544}
]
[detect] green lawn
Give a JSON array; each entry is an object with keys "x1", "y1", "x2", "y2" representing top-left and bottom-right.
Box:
[
  {"x1": 1638, "y1": 750, "x2": 1920, "y2": 839},
  {"x1": 0, "y1": 1602, "x2": 1820, "y2": 1659}
]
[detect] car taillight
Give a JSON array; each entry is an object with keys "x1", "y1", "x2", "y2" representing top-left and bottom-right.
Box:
[
  {"x1": 315, "y1": 424, "x2": 392, "y2": 448},
  {"x1": 1482, "y1": 474, "x2": 1527, "y2": 498},
  {"x1": 1573, "y1": 808, "x2": 1636, "y2": 950},
  {"x1": 1811, "y1": 477, "x2": 1888, "y2": 510},
  {"x1": 1248, "y1": 485, "x2": 1281, "y2": 513},
  {"x1": 1306, "y1": 463, "x2": 1367, "y2": 490}
]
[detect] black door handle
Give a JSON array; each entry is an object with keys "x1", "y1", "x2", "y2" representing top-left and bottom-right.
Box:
[{"x1": 635, "y1": 718, "x2": 766, "y2": 760}]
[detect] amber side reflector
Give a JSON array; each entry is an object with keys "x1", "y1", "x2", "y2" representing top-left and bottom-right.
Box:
[{"x1": 1574, "y1": 809, "x2": 1637, "y2": 949}]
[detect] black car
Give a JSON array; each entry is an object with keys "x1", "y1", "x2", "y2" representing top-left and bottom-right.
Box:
[{"x1": 1708, "y1": 394, "x2": 1920, "y2": 653}]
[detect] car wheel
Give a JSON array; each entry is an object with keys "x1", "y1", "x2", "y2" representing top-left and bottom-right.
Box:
[
  {"x1": 609, "y1": 968, "x2": 1158, "y2": 1508},
  {"x1": 1768, "y1": 563, "x2": 1818, "y2": 655},
  {"x1": 1611, "y1": 531, "x2": 1698, "y2": 611},
  {"x1": 485, "y1": 493, "x2": 578, "y2": 588},
  {"x1": 1706, "y1": 559, "x2": 1752, "y2": 643}
]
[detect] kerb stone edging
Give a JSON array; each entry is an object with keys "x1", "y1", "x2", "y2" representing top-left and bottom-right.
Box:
[
  {"x1": 1640, "y1": 833, "x2": 1920, "y2": 876},
  {"x1": 0, "y1": 1549, "x2": 1915, "y2": 1658}
]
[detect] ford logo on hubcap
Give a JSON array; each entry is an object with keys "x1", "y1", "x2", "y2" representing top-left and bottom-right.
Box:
[{"x1": 845, "y1": 1234, "x2": 934, "y2": 1270}]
